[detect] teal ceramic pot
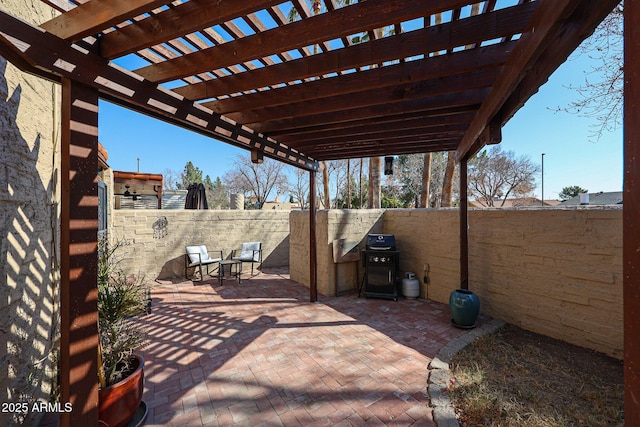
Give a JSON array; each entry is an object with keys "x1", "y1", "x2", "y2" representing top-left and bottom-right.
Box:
[{"x1": 449, "y1": 289, "x2": 480, "y2": 328}]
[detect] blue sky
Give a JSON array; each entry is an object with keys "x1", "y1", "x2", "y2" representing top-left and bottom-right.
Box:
[
  {"x1": 500, "y1": 51, "x2": 623, "y2": 200},
  {"x1": 98, "y1": 5, "x2": 623, "y2": 202}
]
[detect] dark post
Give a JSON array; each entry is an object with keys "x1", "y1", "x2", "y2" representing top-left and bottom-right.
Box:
[
  {"x1": 541, "y1": 153, "x2": 545, "y2": 206},
  {"x1": 60, "y1": 78, "x2": 99, "y2": 426},
  {"x1": 309, "y1": 170, "x2": 318, "y2": 302},
  {"x1": 459, "y1": 158, "x2": 469, "y2": 290},
  {"x1": 623, "y1": 1, "x2": 640, "y2": 423}
]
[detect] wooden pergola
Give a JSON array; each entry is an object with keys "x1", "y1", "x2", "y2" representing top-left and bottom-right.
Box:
[{"x1": 0, "y1": 0, "x2": 637, "y2": 424}]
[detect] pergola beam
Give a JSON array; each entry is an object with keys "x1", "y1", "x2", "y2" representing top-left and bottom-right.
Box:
[
  {"x1": 204, "y1": 43, "x2": 513, "y2": 116},
  {"x1": 173, "y1": 3, "x2": 535, "y2": 101},
  {"x1": 497, "y1": 0, "x2": 622, "y2": 128},
  {"x1": 304, "y1": 140, "x2": 460, "y2": 161},
  {"x1": 40, "y1": 0, "x2": 170, "y2": 41},
  {"x1": 0, "y1": 11, "x2": 318, "y2": 171},
  {"x1": 270, "y1": 107, "x2": 476, "y2": 139},
  {"x1": 98, "y1": 0, "x2": 286, "y2": 59},
  {"x1": 276, "y1": 112, "x2": 475, "y2": 144},
  {"x1": 133, "y1": 0, "x2": 476, "y2": 83},
  {"x1": 252, "y1": 89, "x2": 489, "y2": 135},
  {"x1": 292, "y1": 125, "x2": 466, "y2": 149},
  {"x1": 456, "y1": 0, "x2": 586, "y2": 162},
  {"x1": 225, "y1": 68, "x2": 500, "y2": 125},
  {"x1": 624, "y1": 1, "x2": 640, "y2": 423}
]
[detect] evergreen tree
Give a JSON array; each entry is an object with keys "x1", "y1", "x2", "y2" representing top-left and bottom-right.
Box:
[
  {"x1": 208, "y1": 176, "x2": 229, "y2": 209},
  {"x1": 178, "y1": 161, "x2": 204, "y2": 189},
  {"x1": 559, "y1": 185, "x2": 589, "y2": 201}
]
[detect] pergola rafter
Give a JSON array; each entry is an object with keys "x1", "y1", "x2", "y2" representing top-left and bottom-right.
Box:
[
  {"x1": 200, "y1": 42, "x2": 515, "y2": 116},
  {"x1": 0, "y1": 11, "x2": 318, "y2": 171}
]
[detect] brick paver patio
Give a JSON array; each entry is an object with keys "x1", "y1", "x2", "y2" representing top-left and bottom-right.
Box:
[{"x1": 138, "y1": 268, "x2": 469, "y2": 426}]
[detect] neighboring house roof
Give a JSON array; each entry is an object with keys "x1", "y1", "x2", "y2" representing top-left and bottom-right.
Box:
[
  {"x1": 113, "y1": 170, "x2": 163, "y2": 209},
  {"x1": 262, "y1": 202, "x2": 292, "y2": 210},
  {"x1": 162, "y1": 190, "x2": 188, "y2": 210},
  {"x1": 97, "y1": 142, "x2": 109, "y2": 169},
  {"x1": 561, "y1": 191, "x2": 623, "y2": 206},
  {"x1": 469, "y1": 197, "x2": 560, "y2": 208}
]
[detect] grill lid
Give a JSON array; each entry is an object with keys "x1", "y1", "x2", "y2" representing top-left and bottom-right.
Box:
[{"x1": 365, "y1": 234, "x2": 396, "y2": 251}]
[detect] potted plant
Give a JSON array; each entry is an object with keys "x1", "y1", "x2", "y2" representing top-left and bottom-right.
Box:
[{"x1": 97, "y1": 237, "x2": 149, "y2": 427}]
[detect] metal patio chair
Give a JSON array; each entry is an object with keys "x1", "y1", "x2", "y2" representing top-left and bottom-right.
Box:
[
  {"x1": 231, "y1": 242, "x2": 262, "y2": 276},
  {"x1": 185, "y1": 245, "x2": 223, "y2": 281}
]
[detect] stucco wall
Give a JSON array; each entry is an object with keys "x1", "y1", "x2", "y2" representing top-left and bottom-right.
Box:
[
  {"x1": 110, "y1": 210, "x2": 291, "y2": 281},
  {"x1": 290, "y1": 210, "x2": 384, "y2": 296},
  {"x1": 291, "y1": 207, "x2": 623, "y2": 358},
  {"x1": 0, "y1": 1, "x2": 60, "y2": 425},
  {"x1": 467, "y1": 207, "x2": 623, "y2": 358}
]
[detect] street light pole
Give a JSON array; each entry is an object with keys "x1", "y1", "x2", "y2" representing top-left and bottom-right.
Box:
[{"x1": 541, "y1": 153, "x2": 545, "y2": 206}]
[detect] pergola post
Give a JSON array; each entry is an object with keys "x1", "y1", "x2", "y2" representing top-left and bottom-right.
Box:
[
  {"x1": 459, "y1": 158, "x2": 469, "y2": 290},
  {"x1": 60, "y1": 78, "x2": 99, "y2": 426},
  {"x1": 309, "y1": 170, "x2": 318, "y2": 302},
  {"x1": 624, "y1": 1, "x2": 640, "y2": 423}
]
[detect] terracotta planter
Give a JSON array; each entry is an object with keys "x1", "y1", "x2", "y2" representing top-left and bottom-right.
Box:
[{"x1": 99, "y1": 354, "x2": 144, "y2": 427}]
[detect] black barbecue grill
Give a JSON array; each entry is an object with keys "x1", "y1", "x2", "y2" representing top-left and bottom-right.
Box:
[{"x1": 359, "y1": 234, "x2": 400, "y2": 301}]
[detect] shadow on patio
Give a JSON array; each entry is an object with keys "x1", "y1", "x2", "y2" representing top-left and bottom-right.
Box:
[{"x1": 140, "y1": 267, "x2": 475, "y2": 426}]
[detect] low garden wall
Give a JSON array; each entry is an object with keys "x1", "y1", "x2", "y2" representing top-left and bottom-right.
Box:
[
  {"x1": 110, "y1": 210, "x2": 291, "y2": 281},
  {"x1": 290, "y1": 207, "x2": 623, "y2": 358}
]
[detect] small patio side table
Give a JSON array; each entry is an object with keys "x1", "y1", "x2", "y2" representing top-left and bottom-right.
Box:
[{"x1": 219, "y1": 259, "x2": 242, "y2": 284}]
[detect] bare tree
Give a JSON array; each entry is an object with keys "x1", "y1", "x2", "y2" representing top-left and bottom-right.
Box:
[
  {"x1": 440, "y1": 153, "x2": 456, "y2": 207},
  {"x1": 419, "y1": 153, "x2": 432, "y2": 208},
  {"x1": 317, "y1": 160, "x2": 346, "y2": 209},
  {"x1": 429, "y1": 152, "x2": 452, "y2": 207},
  {"x1": 162, "y1": 168, "x2": 180, "y2": 190},
  {"x1": 288, "y1": 167, "x2": 310, "y2": 209},
  {"x1": 440, "y1": 3, "x2": 481, "y2": 207},
  {"x1": 368, "y1": 157, "x2": 382, "y2": 208},
  {"x1": 359, "y1": 158, "x2": 365, "y2": 208},
  {"x1": 223, "y1": 155, "x2": 288, "y2": 209},
  {"x1": 205, "y1": 176, "x2": 230, "y2": 209},
  {"x1": 420, "y1": 11, "x2": 444, "y2": 209},
  {"x1": 346, "y1": 159, "x2": 351, "y2": 208},
  {"x1": 329, "y1": 160, "x2": 347, "y2": 208},
  {"x1": 321, "y1": 162, "x2": 330, "y2": 209},
  {"x1": 392, "y1": 153, "x2": 450, "y2": 207},
  {"x1": 398, "y1": 154, "x2": 426, "y2": 207},
  {"x1": 288, "y1": 0, "x2": 356, "y2": 209},
  {"x1": 468, "y1": 146, "x2": 540, "y2": 207},
  {"x1": 558, "y1": 2, "x2": 623, "y2": 140}
]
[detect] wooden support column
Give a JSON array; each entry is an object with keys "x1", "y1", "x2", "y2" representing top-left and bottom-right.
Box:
[
  {"x1": 60, "y1": 78, "x2": 99, "y2": 426},
  {"x1": 624, "y1": 1, "x2": 640, "y2": 423},
  {"x1": 459, "y1": 158, "x2": 469, "y2": 290},
  {"x1": 309, "y1": 170, "x2": 318, "y2": 302}
]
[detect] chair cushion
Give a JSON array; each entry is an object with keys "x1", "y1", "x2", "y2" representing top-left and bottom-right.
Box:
[
  {"x1": 237, "y1": 242, "x2": 261, "y2": 262},
  {"x1": 186, "y1": 245, "x2": 209, "y2": 264}
]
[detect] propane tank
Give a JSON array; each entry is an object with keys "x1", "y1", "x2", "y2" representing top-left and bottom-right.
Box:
[{"x1": 402, "y1": 272, "x2": 420, "y2": 299}]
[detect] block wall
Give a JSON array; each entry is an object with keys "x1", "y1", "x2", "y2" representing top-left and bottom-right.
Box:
[
  {"x1": 467, "y1": 207, "x2": 623, "y2": 358},
  {"x1": 0, "y1": 1, "x2": 60, "y2": 425},
  {"x1": 110, "y1": 209, "x2": 291, "y2": 281},
  {"x1": 289, "y1": 210, "x2": 384, "y2": 296},
  {"x1": 291, "y1": 207, "x2": 623, "y2": 358}
]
